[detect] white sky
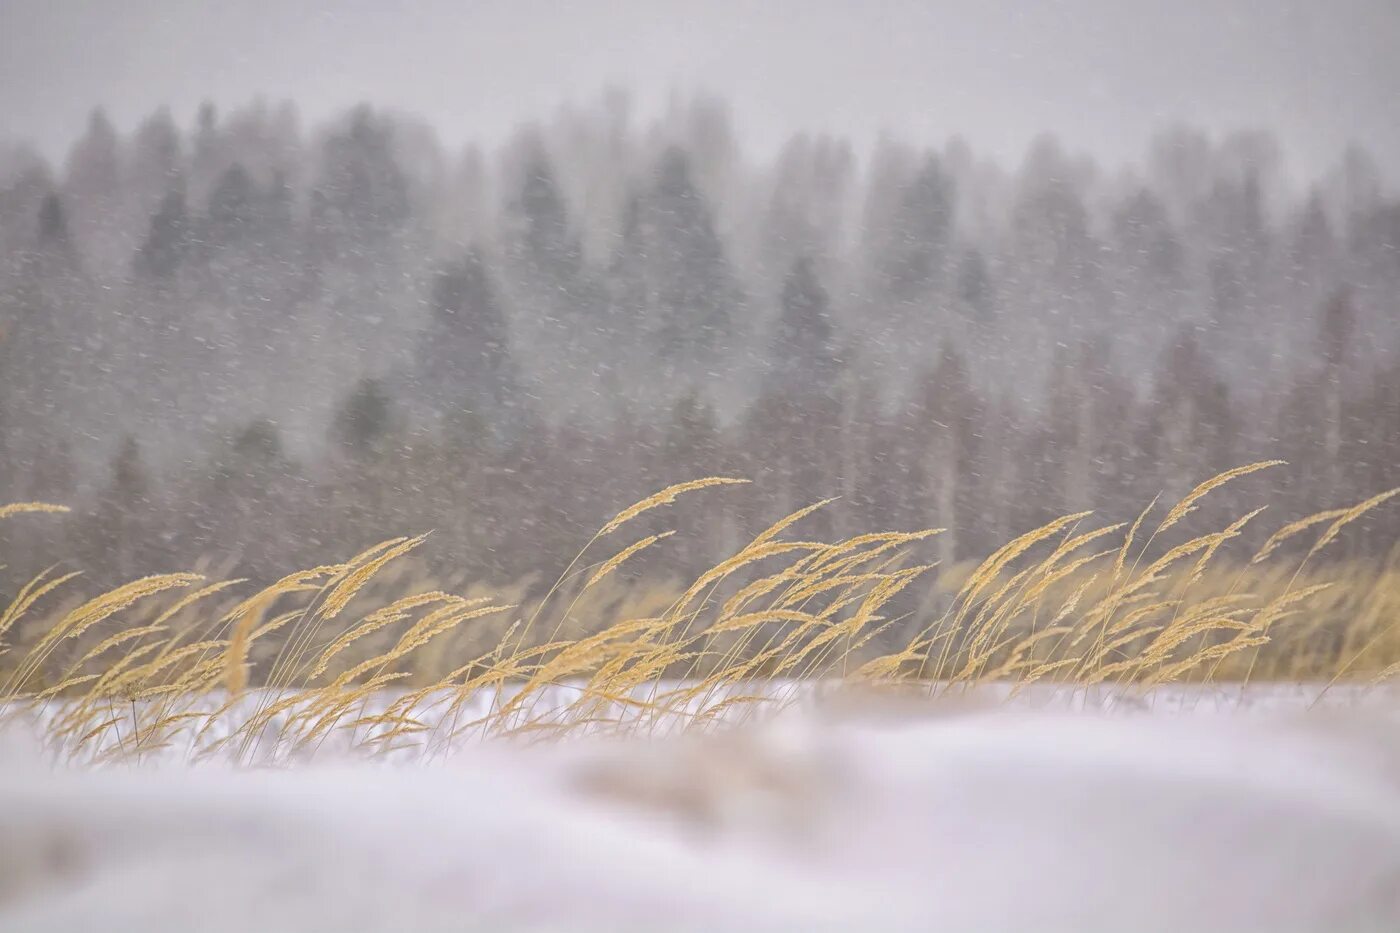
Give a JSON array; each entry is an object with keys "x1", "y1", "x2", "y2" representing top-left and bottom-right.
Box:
[{"x1": 2, "y1": 0, "x2": 1397, "y2": 178}]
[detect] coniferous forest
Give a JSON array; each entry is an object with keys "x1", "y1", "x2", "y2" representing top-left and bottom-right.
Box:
[{"x1": 1, "y1": 95, "x2": 1397, "y2": 587}]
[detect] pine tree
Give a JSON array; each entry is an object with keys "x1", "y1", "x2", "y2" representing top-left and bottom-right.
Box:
[
  {"x1": 501, "y1": 146, "x2": 607, "y2": 407},
  {"x1": 191, "y1": 102, "x2": 222, "y2": 198},
  {"x1": 1142, "y1": 331, "x2": 1235, "y2": 506},
  {"x1": 955, "y1": 248, "x2": 994, "y2": 324},
  {"x1": 416, "y1": 252, "x2": 520, "y2": 440},
  {"x1": 1112, "y1": 188, "x2": 1182, "y2": 294},
  {"x1": 1286, "y1": 191, "x2": 1337, "y2": 314},
  {"x1": 661, "y1": 391, "x2": 728, "y2": 567},
  {"x1": 313, "y1": 106, "x2": 411, "y2": 256},
  {"x1": 1319, "y1": 286, "x2": 1356, "y2": 495},
  {"x1": 1012, "y1": 140, "x2": 1099, "y2": 309},
  {"x1": 912, "y1": 345, "x2": 980, "y2": 563},
  {"x1": 637, "y1": 146, "x2": 742, "y2": 371},
  {"x1": 511, "y1": 151, "x2": 582, "y2": 284},
  {"x1": 37, "y1": 193, "x2": 71, "y2": 253},
  {"x1": 332, "y1": 377, "x2": 395, "y2": 459},
  {"x1": 207, "y1": 163, "x2": 259, "y2": 247},
  {"x1": 128, "y1": 107, "x2": 184, "y2": 231},
  {"x1": 767, "y1": 256, "x2": 837, "y2": 395},
  {"x1": 881, "y1": 153, "x2": 955, "y2": 304},
  {"x1": 83, "y1": 436, "x2": 154, "y2": 581},
  {"x1": 134, "y1": 188, "x2": 190, "y2": 280},
  {"x1": 63, "y1": 108, "x2": 123, "y2": 274}
]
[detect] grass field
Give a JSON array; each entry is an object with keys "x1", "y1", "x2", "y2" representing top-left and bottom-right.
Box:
[{"x1": 1, "y1": 462, "x2": 1398, "y2": 765}]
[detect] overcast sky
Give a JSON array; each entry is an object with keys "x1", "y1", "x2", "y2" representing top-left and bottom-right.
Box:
[{"x1": 2, "y1": 0, "x2": 1397, "y2": 179}]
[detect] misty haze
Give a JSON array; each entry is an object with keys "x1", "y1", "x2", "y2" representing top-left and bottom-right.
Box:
[{"x1": 1, "y1": 3, "x2": 1399, "y2": 931}]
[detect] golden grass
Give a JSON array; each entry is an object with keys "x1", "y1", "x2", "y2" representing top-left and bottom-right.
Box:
[{"x1": 0, "y1": 463, "x2": 1398, "y2": 764}]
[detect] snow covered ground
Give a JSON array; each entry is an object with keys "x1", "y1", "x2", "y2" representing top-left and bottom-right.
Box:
[
  {"x1": 14, "y1": 680, "x2": 1399, "y2": 767},
  {"x1": 3, "y1": 689, "x2": 1400, "y2": 932}
]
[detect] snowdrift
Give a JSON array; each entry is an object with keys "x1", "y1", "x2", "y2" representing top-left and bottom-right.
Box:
[{"x1": 3, "y1": 701, "x2": 1400, "y2": 932}]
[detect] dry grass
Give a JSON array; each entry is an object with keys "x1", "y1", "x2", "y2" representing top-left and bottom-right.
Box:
[{"x1": 0, "y1": 462, "x2": 1397, "y2": 764}]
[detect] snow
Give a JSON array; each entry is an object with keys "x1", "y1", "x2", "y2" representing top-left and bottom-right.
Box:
[
  {"x1": 13, "y1": 680, "x2": 1397, "y2": 767},
  {"x1": 3, "y1": 694, "x2": 1400, "y2": 931}
]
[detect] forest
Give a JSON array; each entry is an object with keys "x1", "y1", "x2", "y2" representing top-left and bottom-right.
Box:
[{"x1": 1, "y1": 93, "x2": 1397, "y2": 588}]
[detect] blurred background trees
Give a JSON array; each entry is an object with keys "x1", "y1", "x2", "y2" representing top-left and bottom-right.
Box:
[{"x1": 0, "y1": 94, "x2": 1397, "y2": 586}]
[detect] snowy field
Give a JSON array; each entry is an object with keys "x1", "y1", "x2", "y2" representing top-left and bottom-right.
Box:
[
  {"x1": 9, "y1": 680, "x2": 1400, "y2": 766},
  {"x1": 3, "y1": 687, "x2": 1400, "y2": 931}
]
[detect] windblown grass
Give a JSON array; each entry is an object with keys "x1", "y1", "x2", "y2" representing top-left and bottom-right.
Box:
[{"x1": 0, "y1": 464, "x2": 1397, "y2": 764}]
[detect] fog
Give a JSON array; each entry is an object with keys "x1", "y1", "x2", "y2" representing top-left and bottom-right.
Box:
[
  {"x1": 4, "y1": 0, "x2": 1399, "y2": 175},
  {"x1": 0, "y1": 1, "x2": 1397, "y2": 591}
]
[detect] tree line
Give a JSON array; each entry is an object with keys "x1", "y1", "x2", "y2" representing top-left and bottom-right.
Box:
[{"x1": 0, "y1": 94, "x2": 1397, "y2": 586}]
